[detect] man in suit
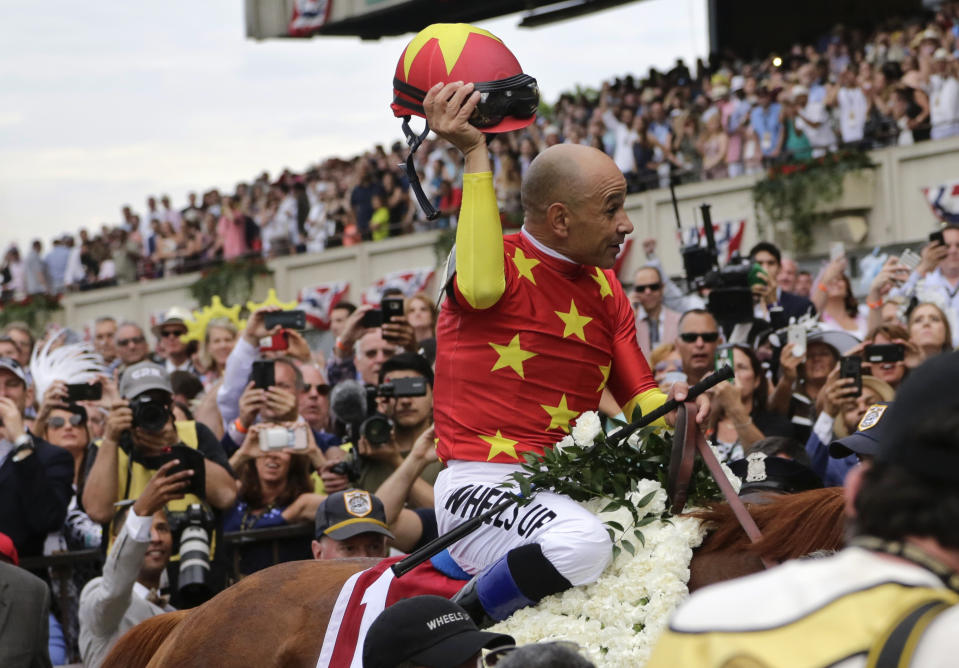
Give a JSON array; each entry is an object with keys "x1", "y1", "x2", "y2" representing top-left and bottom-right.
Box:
[
  {"x1": 749, "y1": 242, "x2": 816, "y2": 327},
  {"x1": 631, "y1": 265, "x2": 681, "y2": 357},
  {"x1": 79, "y1": 459, "x2": 192, "y2": 668},
  {"x1": 0, "y1": 532, "x2": 52, "y2": 668},
  {"x1": 0, "y1": 357, "x2": 73, "y2": 559}
]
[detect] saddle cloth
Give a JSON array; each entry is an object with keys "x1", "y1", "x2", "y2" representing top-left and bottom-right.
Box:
[{"x1": 316, "y1": 556, "x2": 465, "y2": 668}]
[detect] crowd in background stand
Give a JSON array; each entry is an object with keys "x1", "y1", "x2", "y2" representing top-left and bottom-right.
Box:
[{"x1": 7, "y1": 7, "x2": 959, "y2": 304}]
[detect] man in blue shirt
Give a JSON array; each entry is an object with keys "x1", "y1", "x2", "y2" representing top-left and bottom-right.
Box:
[{"x1": 749, "y1": 86, "x2": 783, "y2": 160}]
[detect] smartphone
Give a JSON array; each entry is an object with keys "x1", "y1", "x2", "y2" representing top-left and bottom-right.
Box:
[
  {"x1": 381, "y1": 297, "x2": 405, "y2": 322},
  {"x1": 263, "y1": 310, "x2": 306, "y2": 330},
  {"x1": 899, "y1": 248, "x2": 921, "y2": 271},
  {"x1": 251, "y1": 359, "x2": 275, "y2": 389},
  {"x1": 863, "y1": 343, "x2": 905, "y2": 364},
  {"x1": 930, "y1": 230, "x2": 945, "y2": 245},
  {"x1": 259, "y1": 331, "x2": 289, "y2": 352},
  {"x1": 787, "y1": 323, "x2": 806, "y2": 358},
  {"x1": 839, "y1": 355, "x2": 863, "y2": 397},
  {"x1": 715, "y1": 346, "x2": 735, "y2": 383},
  {"x1": 66, "y1": 382, "x2": 103, "y2": 402},
  {"x1": 829, "y1": 241, "x2": 846, "y2": 262},
  {"x1": 747, "y1": 263, "x2": 768, "y2": 288},
  {"x1": 360, "y1": 309, "x2": 383, "y2": 328}
]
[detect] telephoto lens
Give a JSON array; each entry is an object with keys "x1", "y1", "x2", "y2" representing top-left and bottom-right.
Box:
[
  {"x1": 130, "y1": 396, "x2": 172, "y2": 432},
  {"x1": 175, "y1": 504, "x2": 213, "y2": 605}
]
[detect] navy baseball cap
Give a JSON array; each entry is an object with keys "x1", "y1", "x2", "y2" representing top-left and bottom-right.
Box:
[
  {"x1": 879, "y1": 352, "x2": 959, "y2": 483},
  {"x1": 830, "y1": 402, "x2": 892, "y2": 459},
  {"x1": 0, "y1": 357, "x2": 27, "y2": 385},
  {"x1": 363, "y1": 595, "x2": 513, "y2": 668},
  {"x1": 314, "y1": 489, "x2": 394, "y2": 541}
]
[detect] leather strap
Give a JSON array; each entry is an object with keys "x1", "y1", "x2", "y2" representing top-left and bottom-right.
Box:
[{"x1": 670, "y1": 402, "x2": 775, "y2": 570}]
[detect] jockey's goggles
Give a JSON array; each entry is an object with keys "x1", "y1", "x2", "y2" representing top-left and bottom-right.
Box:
[{"x1": 392, "y1": 74, "x2": 540, "y2": 129}]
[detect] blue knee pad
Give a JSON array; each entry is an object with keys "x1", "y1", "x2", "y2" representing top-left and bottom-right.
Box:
[{"x1": 475, "y1": 555, "x2": 536, "y2": 621}]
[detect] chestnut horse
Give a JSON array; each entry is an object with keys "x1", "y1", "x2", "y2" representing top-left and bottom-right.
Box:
[{"x1": 104, "y1": 487, "x2": 845, "y2": 668}]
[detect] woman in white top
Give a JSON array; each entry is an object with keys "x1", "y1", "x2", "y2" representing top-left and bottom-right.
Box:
[{"x1": 812, "y1": 257, "x2": 869, "y2": 339}]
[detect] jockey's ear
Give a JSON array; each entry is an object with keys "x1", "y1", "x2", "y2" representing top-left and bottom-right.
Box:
[
  {"x1": 843, "y1": 461, "x2": 870, "y2": 519},
  {"x1": 311, "y1": 539, "x2": 323, "y2": 560}
]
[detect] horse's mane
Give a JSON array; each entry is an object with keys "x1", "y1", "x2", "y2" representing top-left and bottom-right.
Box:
[
  {"x1": 689, "y1": 487, "x2": 846, "y2": 564},
  {"x1": 102, "y1": 609, "x2": 189, "y2": 668}
]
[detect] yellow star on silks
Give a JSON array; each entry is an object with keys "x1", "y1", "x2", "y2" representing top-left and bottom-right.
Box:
[
  {"x1": 512, "y1": 248, "x2": 540, "y2": 285},
  {"x1": 403, "y1": 24, "x2": 501, "y2": 79},
  {"x1": 597, "y1": 363, "x2": 611, "y2": 392},
  {"x1": 591, "y1": 267, "x2": 613, "y2": 299},
  {"x1": 489, "y1": 334, "x2": 537, "y2": 379},
  {"x1": 540, "y1": 394, "x2": 580, "y2": 433},
  {"x1": 555, "y1": 299, "x2": 593, "y2": 342},
  {"x1": 246, "y1": 288, "x2": 298, "y2": 314},
  {"x1": 480, "y1": 430, "x2": 519, "y2": 461}
]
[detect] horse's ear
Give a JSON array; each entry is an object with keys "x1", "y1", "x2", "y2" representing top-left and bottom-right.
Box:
[{"x1": 843, "y1": 463, "x2": 868, "y2": 519}]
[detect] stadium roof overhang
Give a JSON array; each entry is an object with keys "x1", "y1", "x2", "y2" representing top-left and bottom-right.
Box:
[{"x1": 312, "y1": 0, "x2": 644, "y2": 40}]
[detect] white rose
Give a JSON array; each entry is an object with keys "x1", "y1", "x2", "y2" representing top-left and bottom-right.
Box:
[
  {"x1": 571, "y1": 411, "x2": 602, "y2": 447},
  {"x1": 553, "y1": 435, "x2": 575, "y2": 454}
]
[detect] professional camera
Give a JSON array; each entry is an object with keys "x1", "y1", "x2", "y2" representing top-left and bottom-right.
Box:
[
  {"x1": 129, "y1": 395, "x2": 173, "y2": 433},
  {"x1": 698, "y1": 254, "x2": 762, "y2": 327},
  {"x1": 168, "y1": 503, "x2": 215, "y2": 606}
]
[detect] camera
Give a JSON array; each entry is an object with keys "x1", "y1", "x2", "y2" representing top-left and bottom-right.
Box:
[
  {"x1": 258, "y1": 425, "x2": 308, "y2": 452},
  {"x1": 129, "y1": 395, "x2": 172, "y2": 432},
  {"x1": 167, "y1": 503, "x2": 215, "y2": 605}
]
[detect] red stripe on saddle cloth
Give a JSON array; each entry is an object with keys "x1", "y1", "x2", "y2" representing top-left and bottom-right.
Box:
[{"x1": 324, "y1": 556, "x2": 464, "y2": 667}]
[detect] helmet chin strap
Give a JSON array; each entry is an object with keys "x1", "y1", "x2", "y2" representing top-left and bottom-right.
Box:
[{"x1": 400, "y1": 116, "x2": 439, "y2": 221}]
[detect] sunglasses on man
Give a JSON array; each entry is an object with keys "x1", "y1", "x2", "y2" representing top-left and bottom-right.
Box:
[
  {"x1": 117, "y1": 336, "x2": 146, "y2": 347},
  {"x1": 632, "y1": 282, "x2": 662, "y2": 293},
  {"x1": 302, "y1": 384, "x2": 330, "y2": 395},
  {"x1": 679, "y1": 332, "x2": 720, "y2": 343}
]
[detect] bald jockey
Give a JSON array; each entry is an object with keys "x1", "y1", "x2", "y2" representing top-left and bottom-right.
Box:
[{"x1": 424, "y1": 81, "x2": 707, "y2": 626}]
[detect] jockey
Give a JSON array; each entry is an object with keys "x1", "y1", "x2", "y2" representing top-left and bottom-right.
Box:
[{"x1": 393, "y1": 23, "x2": 707, "y2": 625}]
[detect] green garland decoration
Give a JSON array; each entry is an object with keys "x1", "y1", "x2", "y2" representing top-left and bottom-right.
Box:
[
  {"x1": 189, "y1": 258, "x2": 274, "y2": 308},
  {"x1": 752, "y1": 150, "x2": 877, "y2": 251},
  {"x1": 0, "y1": 294, "x2": 63, "y2": 332}
]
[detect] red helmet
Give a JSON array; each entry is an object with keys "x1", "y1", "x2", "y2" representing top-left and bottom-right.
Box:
[{"x1": 391, "y1": 23, "x2": 539, "y2": 134}]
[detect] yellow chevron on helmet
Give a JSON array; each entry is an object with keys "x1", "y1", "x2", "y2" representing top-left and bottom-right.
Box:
[{"x1": 402, "y1": 23, "x2": 501, "y2": 80}]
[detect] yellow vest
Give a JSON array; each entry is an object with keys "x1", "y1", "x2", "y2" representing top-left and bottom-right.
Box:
[{"x1": 649, "y1": 582, "x2": 958, "y2": 667}]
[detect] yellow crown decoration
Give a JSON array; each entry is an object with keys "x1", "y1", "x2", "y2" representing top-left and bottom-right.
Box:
[
  {"x1": 246, "y1": 288, "x2": 298, "y2": 314},
  {"x1": 180, "y1": 295, "x2": 245, "y2": 344}
]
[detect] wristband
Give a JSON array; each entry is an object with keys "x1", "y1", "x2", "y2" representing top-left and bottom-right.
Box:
[
  {"x1": 334, "y1": 337, "x2": 350, "y2": 354},
  {"x1": 867, "y1": 299, "x2": 883, "y2": 309},
  {"x1": 817, "y1": 283, "x2": 828, "y2": 293},
  {"x1": 234, "y1": 418, "x2": 248, "y2": 435}
]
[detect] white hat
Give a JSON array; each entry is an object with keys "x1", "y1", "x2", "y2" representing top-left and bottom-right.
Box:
[
  {"x1": 151, "y1": 306, "x2": 193, "y2": 336},
  {"x1": 934, "y1": 48, "x2": 950, "y2": 61},
  {"x1": 730, "y1": 75, "x2": 745, "y2": 92},
  {"x1": 791, "y1": 84, "x2": 809, "y2": 99}
]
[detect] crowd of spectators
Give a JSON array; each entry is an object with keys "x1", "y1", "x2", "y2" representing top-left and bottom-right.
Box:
[
  {"x1": 7, "y1": 8, "x2": 959, "y2": 303},
  {"x1": 0, "y1": 216, "x2": 957, "y2": 665}
]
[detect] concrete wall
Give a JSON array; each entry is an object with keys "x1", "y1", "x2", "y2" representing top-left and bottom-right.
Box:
[{"x1": 59, "y1": 136, "x2": 959, "y2": 330}]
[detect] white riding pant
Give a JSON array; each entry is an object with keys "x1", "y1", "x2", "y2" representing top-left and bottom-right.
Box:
[{"x1": 434, "y1": 460, "x2": 612, "y2": 586}]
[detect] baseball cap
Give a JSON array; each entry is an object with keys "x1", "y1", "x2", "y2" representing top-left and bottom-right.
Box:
[
  {"x1": 878, "y1": 352, "x2": 959, "y2": 483},
  {"x1": 314, "y1": 489, "x2": 394, "y2": 541},
  {"x1": 0, "y1": 357, "x2": 27, "y2": 385},
  {"x1": 363, "y1": 595, "x2": 514, "y2": 668},
  {"x1": 729, "y1": 452, "x2": 823, "y2": 494},
  {"x1": 830, "y1": 401, "x2": 892, "y2": 459},
  {"x1": 119, "y1": 361, "x2": 172, "y2": 399},
  {"x1": 0, "y1": 531, "x2": 19, "y2": 565}
]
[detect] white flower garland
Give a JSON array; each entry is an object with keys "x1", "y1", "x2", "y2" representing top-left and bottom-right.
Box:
[{"x1": 488, "y1": 479, "x2": 706, "y2": 667}]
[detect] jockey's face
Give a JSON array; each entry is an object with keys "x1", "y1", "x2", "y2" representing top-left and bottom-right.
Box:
[{"x1": 312, "y1": 533, "x2": 388, "y2": 560}]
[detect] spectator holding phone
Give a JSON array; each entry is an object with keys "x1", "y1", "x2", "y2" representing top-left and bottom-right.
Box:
[
  {"x1": 907, "y1": 301, "x2": 954, "y2": 361},
  {"x1": 811, "y1": 257, "x2": 868, "y2": 339},
  {"x1": 223, "y1": 423, "x2": 326, "y2": 575},
  {"x1": 865, "y1": 255, "x2": 912, "y2": 332},
  {"x1": 892, "y1": 224, "x2": 959, "y2": 346},
  {"x1": 79, "y1": 460, "x2": 190, "y2": 668},
  {"x1": 82, "y1": 361, "x2": 236, "y2": 537},
  {"x1": 804, "y1": 367, "x2": 894, "y2": 486},
  {"x1": 326, "y1": 303, "x2": 410, "y2": 387},
  {"x1": 856, "y1": 325, "x2": 915, "y2": 390}
]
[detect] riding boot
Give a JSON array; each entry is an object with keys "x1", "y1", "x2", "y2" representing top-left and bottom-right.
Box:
[{"x1": 450, "y1": 544, "x2": 572, "y2": 627}]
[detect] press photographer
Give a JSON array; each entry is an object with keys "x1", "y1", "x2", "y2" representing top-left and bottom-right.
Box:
[
  {"x1": 328, "y1": 353, "x2": 440, "y2": 502},
  {"x1": 82, "y1": 361, "x2": 237, "y2": 535}
]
